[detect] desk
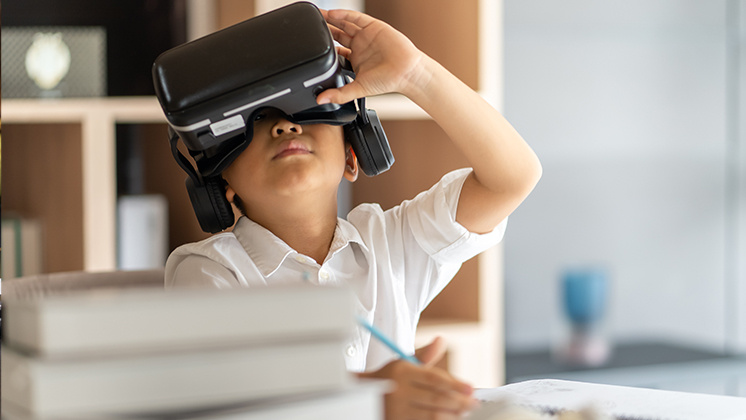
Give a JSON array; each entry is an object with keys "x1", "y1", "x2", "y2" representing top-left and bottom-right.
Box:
[{"x1": 506, "y1": 341, "x2": 746, "y2": 397}]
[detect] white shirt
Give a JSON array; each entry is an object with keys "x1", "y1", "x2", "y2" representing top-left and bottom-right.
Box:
[{"x1": 165, "y1": 168, "x2": 506, "y2": 371}]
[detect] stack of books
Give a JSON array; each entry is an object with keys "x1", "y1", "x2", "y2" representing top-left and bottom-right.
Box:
[{"x1": 1, "y1": 285, "x2": 384, "y2": 419}]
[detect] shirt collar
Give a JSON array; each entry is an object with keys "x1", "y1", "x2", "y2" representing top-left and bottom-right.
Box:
[
  {"x1": 232, "y1": 217, "x2": 295, "y2": 277},
  {"x1": 331, "y1": 217, "x2": 369, "y2": 257},
  {"x1": 232, "y1": 216, "x2": 369, "y2": 277}
]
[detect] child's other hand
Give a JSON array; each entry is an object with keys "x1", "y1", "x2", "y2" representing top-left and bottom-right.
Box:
[
  {"x1": 318, "y1": 9, "x2": 429, "y2": 105},
  {"x1": 360, "y1": 337, "x2": 476, "y2": 420}
]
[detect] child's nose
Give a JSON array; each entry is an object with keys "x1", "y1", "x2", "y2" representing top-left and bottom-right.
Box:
[{"x1": 272, "y1": 119, "x2": 303, "y2": 137}]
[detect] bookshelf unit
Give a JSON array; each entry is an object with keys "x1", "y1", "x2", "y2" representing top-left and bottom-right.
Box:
[
  {"x1": 2, "y1": 98, "x2": 166, "y2": 272},
  {"x1": 2, "y1": 0, "x2": 506, "y2": 387}
]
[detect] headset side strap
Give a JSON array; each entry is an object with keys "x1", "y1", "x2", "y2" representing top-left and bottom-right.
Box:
[{"x1": 168, "y1": 126, "x2": 202, "y2": 184}]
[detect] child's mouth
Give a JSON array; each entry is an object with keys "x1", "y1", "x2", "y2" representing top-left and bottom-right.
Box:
[{"x1": 273, "y1": 141, "x2": 311, "y2": 159}]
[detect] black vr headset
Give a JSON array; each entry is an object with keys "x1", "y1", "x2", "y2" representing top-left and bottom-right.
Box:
[{"x1": 152, "y1": 1, "x2": 394, "y2": 233}]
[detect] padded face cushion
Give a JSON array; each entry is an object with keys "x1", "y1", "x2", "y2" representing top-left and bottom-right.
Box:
[
  {"x1": 205, "y1": 177, "x2": 234, "y2": 230},
  {"x1": 186, "y1": 176, "x2": 234, "y2": 233},
  {"x1": 195, "y1": 102, "x2": 358, "y2": 178}
]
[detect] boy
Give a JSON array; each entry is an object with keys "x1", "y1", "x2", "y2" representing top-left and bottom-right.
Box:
[{"x1": 166, "y1": 8, "x2": 542, "y2": 420}]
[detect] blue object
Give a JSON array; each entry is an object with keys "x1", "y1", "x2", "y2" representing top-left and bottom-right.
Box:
[
  {"x1": 562, "y1": 267, "x2": 608, "y2": 325},
  {"x1": 356, "y1": 316, "x2": 421, "y2": 365}
]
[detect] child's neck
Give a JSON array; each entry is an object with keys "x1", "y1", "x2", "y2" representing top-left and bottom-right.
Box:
[{"x1": 245, "y1": 197, "x2": 338, "y2": 265}]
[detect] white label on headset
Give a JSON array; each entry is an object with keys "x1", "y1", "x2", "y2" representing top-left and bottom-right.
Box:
[{"x1": 210, "y1": 115, "x2": 245, "y2": 137}]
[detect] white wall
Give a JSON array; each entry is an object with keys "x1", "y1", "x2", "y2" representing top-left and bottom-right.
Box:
[
  {"x1": 503, "y1": 0, "x2": 744, "y2": 353},
  {"x1": 731, "y1": 0, "x2": 746, "y2": 354}
]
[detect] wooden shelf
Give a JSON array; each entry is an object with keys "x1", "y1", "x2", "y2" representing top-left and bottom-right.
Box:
[
  {"x1": 1, "y1": 95, "x2": 432, "y2": 122},
  {"x1": 3, "y1": 97, "x2": 165, "y2": 272},
  {"x1": 2, "y1": 97, "x2": 164, "y2": 123}
]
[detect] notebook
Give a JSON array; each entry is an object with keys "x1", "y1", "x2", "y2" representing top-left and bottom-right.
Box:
[{"x1": 469, "y1": 379, "x2": 746, "y2": 420}]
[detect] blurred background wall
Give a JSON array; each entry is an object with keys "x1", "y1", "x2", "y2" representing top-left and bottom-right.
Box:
[{"x1": 502, "y1": 0, "x2": 745, "y2": 355}]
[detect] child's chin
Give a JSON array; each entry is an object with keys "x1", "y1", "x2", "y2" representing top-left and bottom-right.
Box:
[{"x1": 273, "y1": 170, "x2": 330, "y2": 193}]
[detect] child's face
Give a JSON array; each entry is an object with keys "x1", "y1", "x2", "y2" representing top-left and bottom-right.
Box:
[{"x1": 222, "y1": 108, "x2": 356, "y2": 209}]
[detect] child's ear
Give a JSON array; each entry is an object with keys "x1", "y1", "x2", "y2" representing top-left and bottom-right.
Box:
[
  {"x1": 224, "y1": 181, "x2": 237, "y2": 203},
  {"x1": 344, "y1": 145, "x2": 359, "y2": 182}
]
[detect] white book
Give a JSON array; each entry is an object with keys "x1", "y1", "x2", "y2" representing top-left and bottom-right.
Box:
[
  {"x1": 1, "y1": 339, "x2": 351, "y2": 418},
  {"x1": 3, "y1": 285, "x2": 354, "y2": 357},
  {"x1": 0, "y1": 381, "x2": 387, "y2": 420},
  {"x1": 184, "y1": 381, "x2": 386, "y2": 420},
  {"x1": 470, "y1": 379, "x2": 746, "y2": 420},
  {"x1": 165, "y1": 380, "x2": 388, "y2": 420}
]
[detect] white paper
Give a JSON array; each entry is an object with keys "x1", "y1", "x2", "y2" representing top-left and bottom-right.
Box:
[{"x1": 472, "y1": 380, "x2": 746, "y2": 420}]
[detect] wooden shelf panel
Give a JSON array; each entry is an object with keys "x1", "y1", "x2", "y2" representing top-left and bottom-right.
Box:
[
  {"x1": 352, "y1": 119, "x2": 470, "y2": 209},
  {"x1": 2, "y1": 124, "x2": 85, "y2": 273},
  {"x1": 2, "y1": 97, "x2": 165, "y2": 124},
  {"x1": 421, "y1": 259, "x2": 480, "y2": 322},
  {"x1": 2, "y1": 95, "x2": 433, "y2": 121},
  {"x1": 366, "y1": 0, "x2": 480, "y2": 91},
  {"x1": 3, "y1": 97, "x2": 166, "y2": 272}
]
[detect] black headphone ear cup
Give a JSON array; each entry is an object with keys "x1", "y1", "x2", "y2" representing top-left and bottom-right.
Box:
[
  {"x1": 362, "y1": 109, "x2": 393, "y2": 174},
  {"x1": 185, "y1": 176, "x2": 234, "y2": 233},
  {"x1": 344, "y1": 109, "x2": 394, "y2": 176},
  {"x1": 344, "y1": 122, "x2": 375, "y2": 176}
]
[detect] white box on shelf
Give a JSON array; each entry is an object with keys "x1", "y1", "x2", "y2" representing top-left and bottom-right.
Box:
[{"x1": 117, "y1": 194, "x2": 168, "y2": 270}]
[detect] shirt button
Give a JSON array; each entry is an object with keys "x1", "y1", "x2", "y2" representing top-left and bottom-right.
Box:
[
  {"x1": 319, "y1": 270, "x2": 330, "y2": 280},
  {"x1": 294, "y1": 255, "x2": 306, "y2": 263},
  {"x1": 345, "y1": 345, "x2": 357, "y2": 357}
]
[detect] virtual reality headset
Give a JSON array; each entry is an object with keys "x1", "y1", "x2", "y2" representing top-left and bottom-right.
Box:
[{"x1": 152, "y1": 1, "x2": 393, "y2": 178}]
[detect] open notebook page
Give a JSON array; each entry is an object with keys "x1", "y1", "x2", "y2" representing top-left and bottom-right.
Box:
[{"x1": 470, "y1": 379, "x2": 746, "y2": 420}]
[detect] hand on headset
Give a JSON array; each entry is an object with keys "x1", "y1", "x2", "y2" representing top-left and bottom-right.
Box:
[{"x1": 318, "y1": 9, "x2": 428, "y2": 106}]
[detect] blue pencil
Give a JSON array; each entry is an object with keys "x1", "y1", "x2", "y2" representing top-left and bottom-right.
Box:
[{"x1": 356, "y1": 316, "x2": 421, "y2": 365}]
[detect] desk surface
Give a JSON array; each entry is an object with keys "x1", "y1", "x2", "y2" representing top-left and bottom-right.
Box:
[
  {"x1": 505, "y1": 341, "x2": 746, "y2": 397},
  {"x1": 506, "y1": 341, "x2": 727, "y2": 380}
]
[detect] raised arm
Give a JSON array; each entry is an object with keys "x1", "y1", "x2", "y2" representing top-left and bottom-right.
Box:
[{"x1": 319, "y1": 9, "x2": 542, "y2": 234}]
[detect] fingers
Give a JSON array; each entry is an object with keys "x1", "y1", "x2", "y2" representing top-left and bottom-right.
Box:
[
  {"x1": 316, "y1": 82, "x2": 366, "y2": 105},
  {"x1": 408, "y1": 384, "x2": 475, "y2": 413},
  {"x1": 393, "y1": 361, "x2": 474, "y2": 405},
  {"x1": 415, "y1": 336, "x2": 447, "y2": 367},
  {"x1": 382, "y1": 358, "x2": 472, "y2": 396},
  {"x1": 410, "y1": 365, "x2": 473, "y2": 396},
  {"x1": 327, "y1": 24, "x2": 352, "y2": 48},
  {"x1": 400, "y1": 367, "x2": 475, "y2": 418},
  {"x1": 321, "y1": 8, "x2": 376, "y2": 35},
  {"x1": 371, "y1": 359, "x2": 476, "y2": 420},
  {"x1": 335, "y1": 45, "x2": 352, "y2": 60}
]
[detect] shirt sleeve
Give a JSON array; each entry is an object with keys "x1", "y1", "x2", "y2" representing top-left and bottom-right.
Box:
[
  {"x1": 165, "y1": 252, "x2": 241, "y2": 289},
  {"x1": 404, "y1": 168, "x2": 507, "y2": 264},
  {"x1": 377, "y1": 168, "x2": 508, "y2": 315}
]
